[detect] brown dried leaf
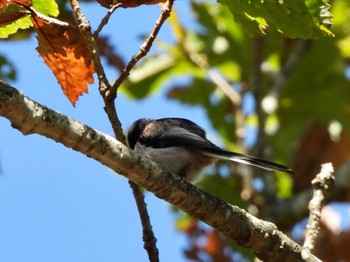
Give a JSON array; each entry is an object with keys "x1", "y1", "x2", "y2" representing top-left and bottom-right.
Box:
[
  {"x1": 204, "y1": 230, "x2": 231, "y2": 262},
  {"x1": 97, "y1": 0, "x2": 166, "y2": 8},
  {"x1": 0, "y1": 0, "x2": 31, "y2": 26},
  {"x1": 314, "y1": 220, "x2": 350, "y2": 261},
  {"x1": 0, "y1": 10, "x2": 27, "y2": 27},
  {"x1": 96, "y1": 0, "x2": 113, "y2": 8},
  {"x1": 32, "y1": 17, "x2": 95, "y2": 105},
  {"x1": 0, "y1": 0, "x2": 32, "y2": 8}
]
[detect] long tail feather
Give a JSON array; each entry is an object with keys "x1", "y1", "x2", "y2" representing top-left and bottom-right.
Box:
[{"x1": 203, "y1": 149, "x2": 295, "y2": 175}]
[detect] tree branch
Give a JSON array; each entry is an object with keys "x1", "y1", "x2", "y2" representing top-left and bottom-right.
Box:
[
  {"x1": 68, "y1": 2, "x2": 159, "y2": 260},
  {"x1": 0, "y1": 81, "x2": 321, "y2": 262},
  {"x1": 68, "y1": 0, "x2": 124, "y2": 140},
  {"x1": 265, "y1": 160, "x2": 350, "y2": 230},
  {"x1": 303, "y1": 163, "x2": 334, "y2": 251},
  {"x1": 110, "y1": 0, "x2": 174, "y2": 99},
  {"x1": 93, "y1": 2, "x2": 122, "y2": 38},
  {"x1": 129, "y1": 181, "x2": 159, "y2": 262}
]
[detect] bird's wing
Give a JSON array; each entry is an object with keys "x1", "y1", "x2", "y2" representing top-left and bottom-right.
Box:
[{"x1": 143, "y1": 124, "x2": 219, "y2": 150}]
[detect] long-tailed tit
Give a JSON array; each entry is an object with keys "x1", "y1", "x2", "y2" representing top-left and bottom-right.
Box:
[{"x1": 127, "y1": 118, "x2": 295, "y2": 181}]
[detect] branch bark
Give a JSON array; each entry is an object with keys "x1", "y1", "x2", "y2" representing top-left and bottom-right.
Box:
[
  {"x1": 304, "y1": 163, "x2": 334, "y2": 251},
  {"x1": 0, "y1": 80, "x2": 321, "y2": 262},
  {"x1": 265, "y1": 160, "x2": 350, "y2": 230}
]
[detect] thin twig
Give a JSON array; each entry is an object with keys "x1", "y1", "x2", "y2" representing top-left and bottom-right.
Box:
[
  {"x1": 14, "y1": 3, "x2": 71, "y2": 28},
  {"x1": 93, "y1": 2, "x2": 122, "y2": 38},
  {"x1": 303, "y1": 163, "x2": 335, "y2": 252},
  {"x1": 68, "y1": 0, "x2": 123, "y2": 140},
  {"x1": 263, "y1": 159, "x2": 350, "y2": 230},
  {"x1": 68, "y1": 0, "x2": 110, "y2": 92},
  {"x1": 68, "y1": 1, "x2": 159, "y2": 261},
  {"x1": 168, "y1": 9, "x2": 241, "y2": 106},
  {"x1": 129, "y1": 181, "x2": 159, "y2": 262},
  {"x1": 207, "y1": 68, "x2": 241, "y2": 106},
  {"x1": 110, "y1": 0, "x2": 175, "y2": 100}
]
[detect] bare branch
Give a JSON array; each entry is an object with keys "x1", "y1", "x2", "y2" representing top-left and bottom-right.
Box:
[
  {"x1": 179, "y1": 37, "x2": 241, "y2": 107},
  {"x1": 0, "y1": 81, "x2": 322, "y2": 262},
  {"x1": 169, "y1": 11, "x2": 241, "y2": 107},
  {"x1": 69, "y1": 0, "x2": 124, "y2": 143},
  {"x1": 129, "y1": 181, "x2": 159, "y2": 262},
  {"x1": 14, "y1": 3, "x2": 71, "y2": 28},
  {"x1": 265, "y1": 159, "x2": 350, "y2": 230},
  {"x1": 303, "y1": 163, "x2": 335, "y2": 252},
  {"x1": 93, "y1": 2, "x2": 122, "y2": 38},
  {"x1": 68, "y1": 2, "x2": 158, "y2": 260},
  {"x1": 110, "y1": 0, "x2": 174, "y2": 99},
  {"x1": 30, "y1": 7, "x2": 71, "y2": 27},
  {"x1": 207, "y1": 68, "x2": 241, "y2": 106}
]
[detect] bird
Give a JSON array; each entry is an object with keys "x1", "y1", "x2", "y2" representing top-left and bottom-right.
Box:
[{"x1": 127, "y1": 117, "x2": 295, "y2": 182}]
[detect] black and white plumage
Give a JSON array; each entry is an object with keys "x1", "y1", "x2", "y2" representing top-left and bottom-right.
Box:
[{"x1": 127, "y1": 117, "x2": 295, "y2": 181}]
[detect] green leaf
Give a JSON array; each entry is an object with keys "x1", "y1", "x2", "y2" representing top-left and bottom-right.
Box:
[
  {"x1": 218, "y1": 0, "x2": 334, "y2": 38},
  {"x1": 121, "y1": 50, "x2": 205, "y2": 99},
  {"x1": 33, "y1": 0, "x2": 59, "y2": 17},
  {"x1": 275, "y1": 172, "x2": 293, "y2": 198}
]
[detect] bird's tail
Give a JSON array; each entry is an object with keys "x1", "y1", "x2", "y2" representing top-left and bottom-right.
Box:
[{"x1": 203, "y1": 148, "x2": 295, "y2": 175}]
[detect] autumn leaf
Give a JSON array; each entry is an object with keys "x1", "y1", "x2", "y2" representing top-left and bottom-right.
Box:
[
  {"x1": 0, "y1": 0, "x2": 32, "y2": 37},
  {"x1": 97, "y1": 0, "x2": 166, "y2": 8},
  {"x1": 32, "y1": 17, "x2": 95, "y2": 105},
  {"x1": 0, "y1": 0, "x2": 32, "y2": 9},
  {"x1": 0, "y1": 10, "x2": 27, "y2": 27}
]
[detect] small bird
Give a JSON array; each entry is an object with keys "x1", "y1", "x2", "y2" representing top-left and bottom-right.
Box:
[{"x1": 127, "y1": 118, "x2": 295, "y2": 182}]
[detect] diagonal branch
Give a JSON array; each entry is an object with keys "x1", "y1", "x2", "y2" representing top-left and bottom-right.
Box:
[
  {"x1": 68, "y1": 2, "x2": 159, "y2": 260},
  {"x1": 303, "y1": 163, "x2": 335, "y2": 252},
  {"x1": 0, "y1": 81, "x2": 321, "y2": 262},
  {"x1": 264, "y1": 160, "x2": 350, "y2": 230},
  {"x1": 93, "y1": 2, "x2": 122, "y2": 38},
  {"x1": 110, "y1": 0, "x2": 174, "y2": 100}
]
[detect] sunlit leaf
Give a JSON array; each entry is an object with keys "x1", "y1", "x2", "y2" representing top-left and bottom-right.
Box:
[
  {"x1": 33, "y1": 17, "x2": 95, "y2": 105},
  {"x1": 33, "y1": 0, "x2": 59, "y2": 17},
  {"x1": 219, "y1": 0, "x2": 334, "y2": 38}
]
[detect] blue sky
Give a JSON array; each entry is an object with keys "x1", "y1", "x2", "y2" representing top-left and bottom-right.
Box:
[{"x1": 0, "y1": 2, "x2": 212, "y2": 261}]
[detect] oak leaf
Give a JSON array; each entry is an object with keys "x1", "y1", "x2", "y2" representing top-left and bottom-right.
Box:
[{"x1": 33, "y1": 17, "x2": 95, "y2": 105}]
